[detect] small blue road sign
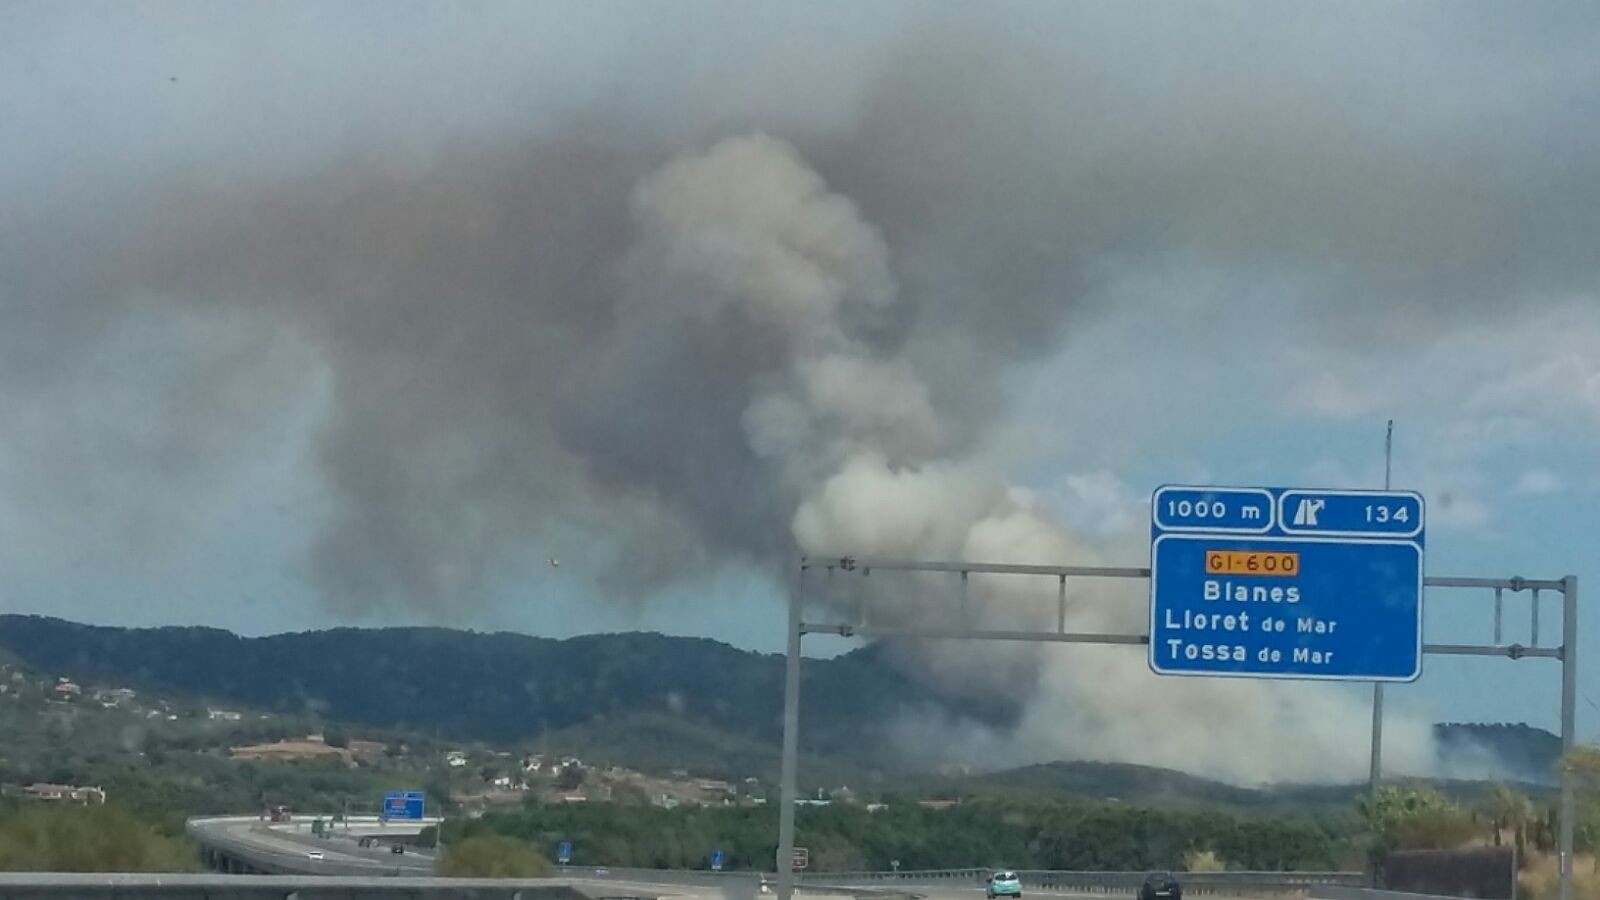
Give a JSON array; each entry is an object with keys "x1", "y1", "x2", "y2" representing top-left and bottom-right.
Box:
[
  {"x1": 1150, "y1": 485, "x2": 1424, "y2": 681},
  {"x1": 382, "y1": 791, "x2": 425, "y2": 821}
]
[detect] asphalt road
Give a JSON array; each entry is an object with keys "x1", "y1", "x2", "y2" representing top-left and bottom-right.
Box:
[
  {"x1": 188, "y1": 814, "x2": 438, "y2": 876},
  {"x1": 192, "y1": 818, "x2": 1259, "y2": 900}
]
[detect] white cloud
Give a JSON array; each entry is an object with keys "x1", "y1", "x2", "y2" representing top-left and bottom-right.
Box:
[
  {"x1": 1465, "y1": 304, "x2": 1600, "y2": 423},
  {"x1": 1513, "y1": 468, "x2": 1564, "y2": 496},
  {"x1": 1287, "y1": 372, "x2": 1384, "y2": 419},
  {"x1": 1049, "y1": 470, "x2": 1147, "y2": 537},
  {"x1": 1427, "y1": 490, "x2": 1493, "y2": 531}
]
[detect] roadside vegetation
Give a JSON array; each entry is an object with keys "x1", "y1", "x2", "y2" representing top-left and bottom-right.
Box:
[
  {"x1": 437, "y1": 834, "x2": 553, "y2": 877},
  {"x1": 0, "y1": 802, "x2": 198, "y2": 872}
]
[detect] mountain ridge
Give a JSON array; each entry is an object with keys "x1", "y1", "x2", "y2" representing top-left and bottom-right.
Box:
[{"x1": 0, "y1": 615, "x2": 1562, "y2": 788}]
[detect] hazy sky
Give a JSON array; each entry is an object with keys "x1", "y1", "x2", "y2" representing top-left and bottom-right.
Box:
[{"x1": 3, "y1": 1, "x2": 1598, "y2": 746}]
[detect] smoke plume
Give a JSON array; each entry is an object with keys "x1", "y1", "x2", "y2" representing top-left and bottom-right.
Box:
[{"x1": 5, "y1": 4, "x2": 1598, "y2": 783}]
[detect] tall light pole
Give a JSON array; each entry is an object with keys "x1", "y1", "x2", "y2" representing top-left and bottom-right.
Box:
[{"x1": 1368, "y1": 420, "x2": 1393, "y2": 878}]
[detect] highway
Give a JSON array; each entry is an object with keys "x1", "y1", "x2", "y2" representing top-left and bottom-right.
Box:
[
  {"x1": 187, "y1": 816, "x2": 1352, "y2": 900},
  {"x1": 187, "y1": 813, "x2": 440, "y2": 876}
]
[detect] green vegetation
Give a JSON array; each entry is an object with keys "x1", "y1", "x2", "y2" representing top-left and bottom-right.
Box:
[
  {"x1": 437, "y1": 834, "x2": 554, "y2": 877},
  {"x1": 450, "y1": 798, "x2": 1363, "y2": 872},
  {"x1": 1361, "y1": 786, "x2": 1478, "y2": 858},
  {"x1": 0, "y1": 803, "x2": 199, "y2": 872},
  {"x1": 0, "y1": 616, "x2": 969, "y2": 762}
]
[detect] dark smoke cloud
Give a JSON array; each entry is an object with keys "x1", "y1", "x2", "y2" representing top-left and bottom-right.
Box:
[
  {"x1": 4, "y1": 3, "x2": 1598, "y2": 611},
  {"x1": 2, "y1": 4, "x2": 1598, "y2": 779}
]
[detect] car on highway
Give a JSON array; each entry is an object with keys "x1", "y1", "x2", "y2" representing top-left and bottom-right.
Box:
[
  {"x1": 986, "y1": 871, "x2": 1022, "y2": 898},
  {"x1": 391, "y1": 843, "x2": 405, "y2": 854},
  {"x1": 305, "y1": 850, "x2": 324, "y2": 861},
  {"x1": 1139, "y1": 872, "x2": 1181, "y2": 900}
]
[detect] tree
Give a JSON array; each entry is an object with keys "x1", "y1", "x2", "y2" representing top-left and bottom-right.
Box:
[
  {"x1": 1486, "y1": 784, "x2": 1532, "y2": 854},
  {"x1": 437, "y1": 835, "x2": 553, "y2": 877},
  {"x1": 1563, "y1": 745, "x2": 1600, "y2": 788},
  {"x1": 556, "y1": 765, "x2": 586, "y2": 791},
  {"x1": 1361, "y1": 786, "x2": 1477, "y2": 857},
  {"x1": 1562, "y1": 744, "x2": 1600, "y2": 861}
]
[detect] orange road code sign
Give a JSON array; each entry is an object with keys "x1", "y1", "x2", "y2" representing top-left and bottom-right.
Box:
[{"x1": 1205, "y1": 550, "x2": 1299, "y2": 576}]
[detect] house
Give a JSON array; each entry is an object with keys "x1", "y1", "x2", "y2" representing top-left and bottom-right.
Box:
[
  {"x1": 556, "y1": 793, "x2": 588, "y2": 804},
  {"x1": 94, "y1": 687, "x2": 138, "y2": 706},
  {"x1": 51, "y1": 679, "x2": 81, "y2": 700},
  {"x1": 207, "y1": 709, "x2": 242, "y2": 721},
  {"x1": 866, "y1": 803, "x2": 889, "y2": 813},
  {"x1": 491, "y1": 775, "x2": 513, "y2": 789},
  {"x1": 445, "y1": 751, "x2": 468, "y2": 768},
  {"x1": 25, "y1": 783, "x2": 106, "y2": 805},
  {"x1": 918, "y1": 799, "x2": 961, "y2": 811}
]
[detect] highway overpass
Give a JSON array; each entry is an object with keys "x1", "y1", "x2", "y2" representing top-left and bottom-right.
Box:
[{"x1": 187, "y1": 814, "x2": 440, "y2": 876}]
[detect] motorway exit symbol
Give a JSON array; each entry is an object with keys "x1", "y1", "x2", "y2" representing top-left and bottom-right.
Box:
[{"x1": 1150, "y1": 486, "x2": 1424, "y2": 681}]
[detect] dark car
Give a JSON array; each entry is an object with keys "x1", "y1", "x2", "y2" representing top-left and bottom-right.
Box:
[
  {"x1": 391, "y1": 843, "x2": 406, "y2": 854},
  {"x1": 1140, "y1": 872, "x2": 1181, "y2": 900}
]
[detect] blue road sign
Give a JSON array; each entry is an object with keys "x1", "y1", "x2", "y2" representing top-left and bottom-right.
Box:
[
  {"x1": 712, "y1": 849, "x2": 724, "y2": 871},
  {"x1": 558, "y1": 841, "x2": 572, "y2": 865},
  {"x1": 1150, "y1": 485, "x2": 1424, "y2": 681},
  {"x1": 382, "y1": 790, "x2": 425, "y2": 821}
]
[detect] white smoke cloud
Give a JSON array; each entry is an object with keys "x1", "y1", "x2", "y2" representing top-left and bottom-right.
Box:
[{"x1": 586, "y1": 133, "x2": 1438, "y2": 784}]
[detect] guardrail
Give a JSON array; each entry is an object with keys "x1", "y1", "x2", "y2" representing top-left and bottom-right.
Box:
[
  {"x1": 574, "y1": 866, "x2": 1365, "y2": 895},
  {"x1": 0, "y1": 873, "x2": 595, "y2": 899},
  {"x1": 798, "y1": 868, "x2": 1368, "y2": 895}
]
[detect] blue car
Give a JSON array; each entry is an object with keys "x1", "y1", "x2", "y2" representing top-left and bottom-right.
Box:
[{"x1": 987, "y1": 871, "x2": 1022, "y2": 898}]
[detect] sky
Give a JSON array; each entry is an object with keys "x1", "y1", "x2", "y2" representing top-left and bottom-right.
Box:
[{"x1": 2, "y1": 2, "x2": 1598, "y2": 771}]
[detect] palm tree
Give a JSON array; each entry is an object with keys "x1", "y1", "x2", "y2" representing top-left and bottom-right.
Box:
[{"x1": 1487, "y1": 784, "x2": 1532, "y2": 856}]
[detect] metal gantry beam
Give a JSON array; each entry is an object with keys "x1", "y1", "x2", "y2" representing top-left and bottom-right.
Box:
[{"x1": 775, "y1": 558, "x2": 1579, "y2": 900}]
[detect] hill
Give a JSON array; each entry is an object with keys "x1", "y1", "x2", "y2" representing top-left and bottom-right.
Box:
[
  {"x1": 0, "y1": 616, "x2": 1564, "y2": 790},
  {"x1": 1434, "y1": 723, "x2": 1564, "y2": 785},
  {"x1": 0, "y1": 615, "x2": 986, "y2": 765}
]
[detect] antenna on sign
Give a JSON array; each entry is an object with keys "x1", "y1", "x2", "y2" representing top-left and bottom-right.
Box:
[{"x1": 1385, "y1": 419, "x2": 1394, "y2": 491}]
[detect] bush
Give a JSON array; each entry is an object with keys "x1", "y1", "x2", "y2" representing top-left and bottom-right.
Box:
[
  {"x1": 1362, "y1": 786, "x2": 1478, "y2": 857},
  {"x1": 0, "y1": 804, "x2": 199, "y2": 872},
  {"x1": 437, "y1": 835, "x2": 553, "y2": 877},
  {"x1": 1186, "y1": 850, "x2": 1226, "y2": 872}
]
